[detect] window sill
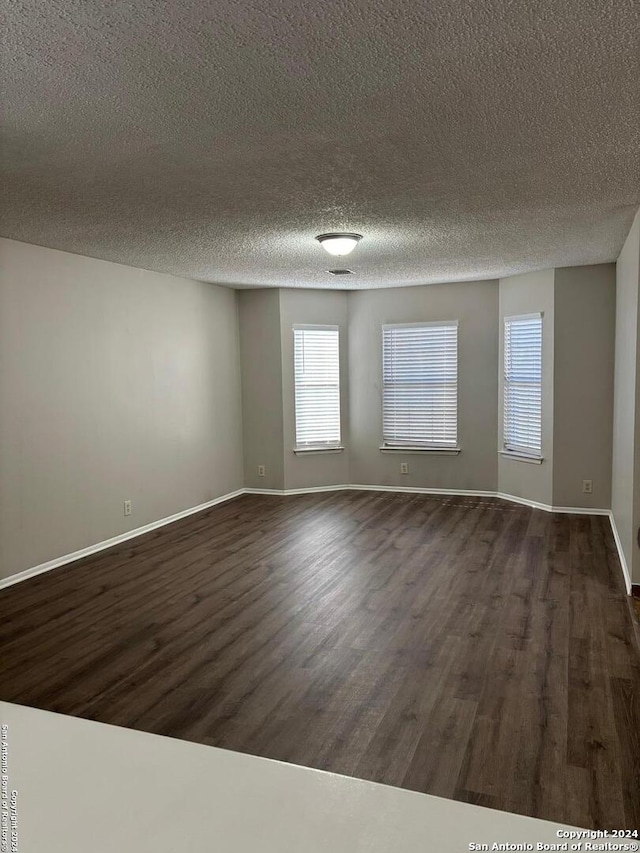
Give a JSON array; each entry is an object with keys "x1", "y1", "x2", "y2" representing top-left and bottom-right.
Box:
[
  {"x1": 293, "y1": 446, "x2": 345, "y2": 455},
  {"x1": 499, "y1": 450, "x2": 544, "y2": 464},
  {"x1": 380, "y1": 446, "x2": 461, "y2": 456}
]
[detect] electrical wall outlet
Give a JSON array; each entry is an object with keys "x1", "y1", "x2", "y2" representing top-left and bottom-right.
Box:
[
  {"x1": 582, "y1": 479, "x2": 593, "y2": 494},
  {"x1": 124, "y1": 499, "x2": 132, "y2": 516},
  {"x1": 400, "y1": 462, "x2": 409, "y2": 475},
  {"x1": 257, "y1": 465, "x2": 265, "y2": 477}
]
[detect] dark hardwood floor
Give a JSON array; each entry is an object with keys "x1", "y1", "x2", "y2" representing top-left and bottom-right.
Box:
[{"x1": 1, "y1": 490, "x2": 639, "y2": 829}]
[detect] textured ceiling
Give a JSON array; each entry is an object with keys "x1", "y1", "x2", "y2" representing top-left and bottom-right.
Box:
[{"x1": 2, "y1": 0, "x2": 639, "y2": 289}]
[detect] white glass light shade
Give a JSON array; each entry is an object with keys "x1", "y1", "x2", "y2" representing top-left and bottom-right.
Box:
[{"x1": 316, "y1": 233, "x2": 363, "y2": 256}]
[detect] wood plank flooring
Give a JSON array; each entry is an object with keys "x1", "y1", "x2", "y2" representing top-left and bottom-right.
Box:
[{"x1": 1, "y1": 491, "x2": 639, "y2": 829}]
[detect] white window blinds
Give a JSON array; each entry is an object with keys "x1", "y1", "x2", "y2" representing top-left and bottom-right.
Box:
[
  {"x1": 503, "y1": 314, "x2": 543, "y2": 456},
  {"x1": 382, "y1": 322, "x2": 458, "y2": 448},
  {"x1": 293, "y1": 325, "x2": 341, "y2": 448}
]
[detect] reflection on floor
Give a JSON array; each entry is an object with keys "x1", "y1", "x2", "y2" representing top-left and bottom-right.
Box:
[{"x1": 1, "y1": 701, "x2": 584, "y2": 853}]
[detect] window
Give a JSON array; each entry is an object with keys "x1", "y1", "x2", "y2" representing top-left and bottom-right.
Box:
[
  {"x1": 503, "y1": 314, "x2": 543, "y2": 457},
  {"x1": 293, "y1": 325, "x2": 341, "y2": 449},
  {"x1": 382, "y1": 322, "x2": 458, "y2": 448}
]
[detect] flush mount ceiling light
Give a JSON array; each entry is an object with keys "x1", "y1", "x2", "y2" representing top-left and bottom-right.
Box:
[{"x1": 315, "y1": 233, "x2": 363, "y2": 256}]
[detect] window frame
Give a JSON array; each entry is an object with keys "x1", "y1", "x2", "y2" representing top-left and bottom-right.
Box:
[
  {"x1": 502, "y1": 312, "x2": 544, "y2": 461},
  {"x1": 381, "y1": 320, "x2": 460, "y2": 452},
  {"x1": 292, "y1": 324, "x2": 342, "y2": 452}
]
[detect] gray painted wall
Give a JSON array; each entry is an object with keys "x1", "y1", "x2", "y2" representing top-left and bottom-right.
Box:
[
  {"x1": 0, "y1": 238, "x2": 244, "y2": 581},
  {"x1": 612, "y1": 210, "x2": 640, "y2": 585},
  {"x1": 0, "y1": 237, "x2": 628, "y2": 584},
  {"x1": 553, "y1": 265, "x2": 615, "y2": 509},
  {"x1": 279, "y1": 289, "x2": 350, "y2": 490},
  {"x1": 348, "y1": 280, "x2": 499, "y2": 491},
  {"x1": 498, "y1": 270, "x2": 555, "y2": 506},
  {"x1": 238, "y1": 289, "x2": 285, "y2": 491},
  {"x1": 239, "y1": 288, "x2": 350, "y2": 491}
]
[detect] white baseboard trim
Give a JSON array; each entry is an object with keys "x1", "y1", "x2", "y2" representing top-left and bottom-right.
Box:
[
  {"x1": 608, "y1": 511, "x2": 632, "y2": 595},
  {"x1": 546, "y1": 505, "x2": 611, "y2": 516},
  {"x1": 494, "y1": 491, "x2": 611, "y2": 515},
  {"x1": 247, "y1": 483, "x2": 610, "y2": 514},
  {"x1": 350, "y1": 484, "x2": 498, "y2": 498},
  {"x1": 0, "y1": 489, "x2": 246, "y2": 591},
  {"x1": 246, "y1": 485, "x2": 496, "y2": 498},
  {"x1": 2, "y1": 483, "x2": 625, "y2": 593},
  {"x1": 244, "y1": 485, "x2": 350, "y2": 496}
]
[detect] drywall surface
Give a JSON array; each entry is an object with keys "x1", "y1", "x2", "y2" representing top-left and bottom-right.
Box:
[
  {"x1": 279, "y1": 289, "x2": 350, "y2": 490},
  {"x1": 553, "y1": 265, "x2": 615, "y2": 509},
  {"x1": 498, "y1": 270, "x2": 555, "y2": 506},
  {"x1": 612, "y1": 211, "x2": 640, "y2": 585},
  {"x1": 238, "y1": 289, "x2": 285, "y2": 491},
  {"x1": 0, "y1": 238, "x2": 243, "y2": 580},
  {"x1": 348, "y1": 280, "x2": 499, "y2": 491}
]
